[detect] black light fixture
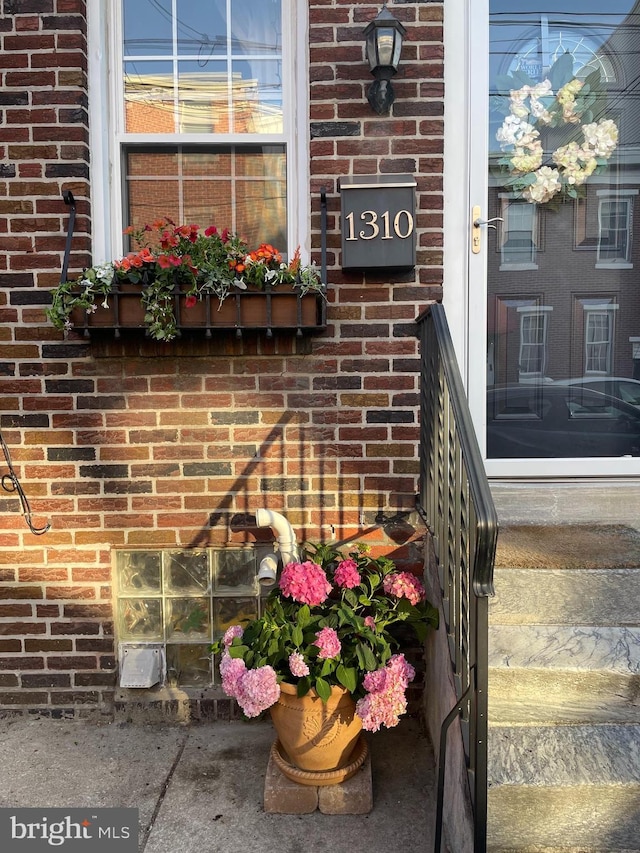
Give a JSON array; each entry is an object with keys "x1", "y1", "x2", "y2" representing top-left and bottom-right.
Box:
[{"x1": 364, "y1": 4, "x2": 406, "y2": 115}]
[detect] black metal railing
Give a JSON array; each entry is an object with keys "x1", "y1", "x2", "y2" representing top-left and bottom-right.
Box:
[{"x1": 416, "y1": 303, "x2": 498, "y2": 853}]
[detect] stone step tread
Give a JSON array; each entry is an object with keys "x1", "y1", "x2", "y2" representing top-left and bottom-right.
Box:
[
  {"x1": 488, "y1": 625, "x2": 640, "y2": 673},
  {"x1": 488, "y1": 724, "x2": 640, "y2": 787},
  {"x1": 488, "y1": 844, "x2": 640, "y2": 853},
  {"x1": 495, "y1": 524, "x2": 640, "y2": 570},
  {"x1": 489, "y1": 666, "x2": 640, "y2": 724},
  {"x1": 487, "y1": 784, "x2": 640, "y2": 852},
  {"x1": 490, "y1": 568, "x2": 640, "y2": 625}
]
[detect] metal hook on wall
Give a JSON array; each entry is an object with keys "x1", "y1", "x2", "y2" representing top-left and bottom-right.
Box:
[{"x1": 0, "y1": 433, "x2": 51, "y2": 535}]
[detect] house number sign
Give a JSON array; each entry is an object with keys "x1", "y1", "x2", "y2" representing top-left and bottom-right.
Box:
[{"x1": 340, "y1": 174, "x2": 416, "y2": 270}]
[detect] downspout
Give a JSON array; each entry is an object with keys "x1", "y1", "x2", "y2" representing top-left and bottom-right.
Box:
[{"x1": 255, "y1": 508, "x2": 299, "y2": 586}]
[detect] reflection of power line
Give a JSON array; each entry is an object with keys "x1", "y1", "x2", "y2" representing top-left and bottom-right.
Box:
[
  {"x1": 131, "y1": 0, "x2": 282, "y2": 58},
  {"x1": 124, "y1": 38, "x2": 281, "y2": 54}
]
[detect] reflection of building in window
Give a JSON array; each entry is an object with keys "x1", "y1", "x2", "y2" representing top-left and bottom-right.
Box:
[
  {"x1": 124, "y1": 146, "x2": 287, "y2": 249},
  {"x1": 517, "y1": 305, "x2": 552, "y2": 379},
  {"x1": 596, "y1": 190, "x2": 638, "y2": 267},
  {"x1": 499, "y1": 195, "x2": 538, "y2": 270},
  {"x1": 124, "y1": 73, "x2": 283, "y2": 135},
  {"x1": 584, "y1": 301, "x2": 619, "y2": 374}
]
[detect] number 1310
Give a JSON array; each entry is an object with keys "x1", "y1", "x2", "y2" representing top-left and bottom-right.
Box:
[{"x1": 345, "y1": 209, "x2": 414, "y2": 241}]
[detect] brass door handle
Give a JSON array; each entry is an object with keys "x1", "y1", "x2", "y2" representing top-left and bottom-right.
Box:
[{"x1": 472, "y1": 206, "x2": 503, "y2": 254}]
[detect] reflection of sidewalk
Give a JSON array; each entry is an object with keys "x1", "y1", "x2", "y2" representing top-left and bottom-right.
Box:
[{"x1": 0, "y1": 716, "x2": 439, "y2": 853}]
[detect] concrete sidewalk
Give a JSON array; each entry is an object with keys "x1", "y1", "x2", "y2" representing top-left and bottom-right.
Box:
[{"x1": 0, "y1": 715, "x2": 438, "y2": 853}]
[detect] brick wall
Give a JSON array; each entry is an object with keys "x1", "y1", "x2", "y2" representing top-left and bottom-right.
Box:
[{"x1": 0, "y1": 0, "x2": 444, "y2": 714}]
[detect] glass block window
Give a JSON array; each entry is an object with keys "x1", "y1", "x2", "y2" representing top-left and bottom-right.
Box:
[{"x1": 115, "y1": 547, "x2": 267, "y2": 687}]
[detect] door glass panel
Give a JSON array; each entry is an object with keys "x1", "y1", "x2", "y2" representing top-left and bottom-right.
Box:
[{"x1": 487, "y1": 2, "x2": 640, "y2": 459}]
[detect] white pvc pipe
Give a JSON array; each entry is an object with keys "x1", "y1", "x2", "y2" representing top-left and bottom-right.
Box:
[
  {"x1": 257, "y1": 553, "x2": 279, "y2": 587},
  {"x1": 255, "y1": 508, "x2": 299, "y2": 567}
]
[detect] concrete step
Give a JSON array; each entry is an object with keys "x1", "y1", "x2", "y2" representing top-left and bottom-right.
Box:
[
  {"x1": 490, "y1": 567, "x2": 640, "y2": 624},
  {"x1": 487, "y1": 724, "x2": 640, "y2": 852},
  {"x1": 488, "y1": 625, "x2": 640, "y2": 723},
  {"x1": 488, "y1": 525, "x2": 640, "y2": 850}
]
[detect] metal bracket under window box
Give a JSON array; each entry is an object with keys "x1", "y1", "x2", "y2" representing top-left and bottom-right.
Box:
[{"x1": 119, "y1": 643, "x2": 165, "y2": 689}]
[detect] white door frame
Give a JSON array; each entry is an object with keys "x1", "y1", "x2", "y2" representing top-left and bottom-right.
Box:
[{"x1": 443, "y1": 0, "x2": 640, "y2": 478}]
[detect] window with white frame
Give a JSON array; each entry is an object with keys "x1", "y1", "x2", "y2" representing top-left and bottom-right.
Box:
[
  {"x1": 517, "y1": 305, "x2": 551, "y2": 378},
  {"x1": 499, "y1": 195, "x2": 538, "y2": 269},
  {"x1": 89, "y1": 0, "x2": 306, "y2": 262},
  {"x1": 584, "y1": 302, "x2": 618, "y2": 374},
  {"x1": 597, "y1": 191, "x2": 637, "y2": 266}
]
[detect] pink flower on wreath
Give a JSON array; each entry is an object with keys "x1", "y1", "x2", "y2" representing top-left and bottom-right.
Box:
[
  {"x1": 288, "y1": 651, "x2": 310, "y2": 678},
  {"x1": 279, "y1": 560, "x2": 332, "y2": 606},
  {"x1": 334, "y1": 558, "x2": 361, "y2": 589},
  {"x1": 364, "y1": 616, "x2": 377, "y2": 632},
  {"x1": 314, "y1": 626, "x2": 341, "y2": 659},
  {"x1": 383, "y1": 571, "x2": 426, "y2": 606},
  {"x1": 222, "y1": 624, "x2": 244, "y2": 647}
]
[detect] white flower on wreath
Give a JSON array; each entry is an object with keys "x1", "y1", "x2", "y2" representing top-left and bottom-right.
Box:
[
  {"x1": 522, "y1": 166, "x2": 562, "y2": 204},
  {"x1": 496, "y1": 77, "x2": 618, "y2": 204}
]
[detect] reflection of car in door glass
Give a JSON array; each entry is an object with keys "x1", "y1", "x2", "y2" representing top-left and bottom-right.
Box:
[
  {"x1": 555, "y1": 377, "x2": 640, "y2": 408},
  {"x1": 487, "y1": 385, "x2": 640, "y2": 458}
]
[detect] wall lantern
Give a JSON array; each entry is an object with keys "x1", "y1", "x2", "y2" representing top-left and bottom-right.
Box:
[{"x1": 364, "y1": 4, "x2": 407, "y2": 115}]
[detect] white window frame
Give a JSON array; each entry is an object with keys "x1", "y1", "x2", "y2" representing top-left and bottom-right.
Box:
[
  {"x1": 517, "y1": 305, "x2": 552, "y2": 379},
  {"x1": 87, "y1": 1, "x2": 309, "y2": 266},
  {"x1": 583, "y1": 301, "x2": 619, "y2": 376},
  {"x1": 499, "y1": 194, "x2": 539, "y2": 271},
  {"x1": 596, "y1": 189, "x2": 638, "y2": 269}
]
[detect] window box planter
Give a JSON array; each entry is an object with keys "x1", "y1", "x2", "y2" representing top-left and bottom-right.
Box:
[
  {"x1": 70, "y1": 286, "x2": 326, "y2": 338},
  {"x1": 49, "y1": 219, "x2": 327, "y2": 342}
]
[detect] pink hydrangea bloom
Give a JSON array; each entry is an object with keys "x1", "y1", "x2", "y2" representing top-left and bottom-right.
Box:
[
  {"x1": 355, "y1": 688, "x2": 407, "y2": 732},
  {"x1": 362, "y1": 668, "x2": 388, "y2": 693},
  {"x1": 219, "y1": 651, "x2": 246, "y2": 699},
  {"x1": 356, "y1": 653, "x2": 415, "y2": 732},
  {"x1": 234, "y1": 665, "x2": 280, "y2": 718},
  {"x1": 288, "y1": 651, "x2": 310, "y2": 678},
  {"x1": 314, "y1": 626, "x2": 341, "y2": 659},
  {"x1": 222, "y1": 624, "x2": 244, "y2": 647},
  {"x1": 364, "y1": 616, "x2": 377, "y2": 632},
  {"x1": 334, "y1": 558, "x2": 361, "y2": 589},
  {"x1": 387, "y1": 653, "x2": 416, "y2": 686},
  {"x1": 383, "y1": 571, "x2": 426, "y2": 605},
  {"x1": 279, "y1": 560, "x2": 332, "y2": 606}
]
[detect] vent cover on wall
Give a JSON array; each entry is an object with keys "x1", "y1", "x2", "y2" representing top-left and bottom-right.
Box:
[{"x1": 118, "y1": 643, "x2": 164, "y2": 688}]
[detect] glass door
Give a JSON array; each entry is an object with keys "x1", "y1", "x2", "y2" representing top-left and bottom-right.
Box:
[{"x1": 483, "y1": 1, "x2": 640, "y2": 475}]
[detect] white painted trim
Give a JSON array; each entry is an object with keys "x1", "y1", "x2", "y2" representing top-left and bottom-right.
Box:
[
  {"x1": 443, "y1": 0, "x2": 472, "y2": 378},
  {"x1": 87, "y1": 1, "x2": 114, "y2": 265}
]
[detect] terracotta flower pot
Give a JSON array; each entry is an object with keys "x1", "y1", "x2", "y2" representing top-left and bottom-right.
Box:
[{"x1": 269, "y1": 682, "x2": 363, "y2": 782}]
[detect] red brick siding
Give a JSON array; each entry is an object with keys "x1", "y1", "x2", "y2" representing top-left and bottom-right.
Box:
[{"x1": 0, "y1": 1, "x2": 444, "y2": 712}]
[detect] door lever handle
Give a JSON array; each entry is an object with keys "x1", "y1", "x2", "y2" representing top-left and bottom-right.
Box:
[
  {"x1": 472, "y1": 206, "x2": 503, "y2": 254},
  {"x1": 473, "y1": 216, "x2": 503, "y2": 229}
]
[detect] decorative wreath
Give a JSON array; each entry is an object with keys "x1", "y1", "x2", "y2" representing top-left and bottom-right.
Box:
[{"x1": 494, "y1": 53, "x2": 618, "y2": 205}]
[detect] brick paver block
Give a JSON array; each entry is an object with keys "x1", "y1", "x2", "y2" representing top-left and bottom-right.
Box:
[
  {"x1": 318, "y1": 752, "x2": 373, "y2": 814},
  {"x1": 263, "y1": 754, "x2": 319, "y2": 814},
  {"x1": 263, "y1": 749, "x2": 372, "y2": 815}
]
